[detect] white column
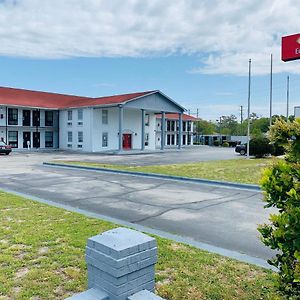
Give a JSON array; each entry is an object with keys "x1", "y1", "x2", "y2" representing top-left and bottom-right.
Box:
[
  {"x1": 141, "y1": 109, "x2": 145, "y2": 150},
  {"x1": 118, "y1": 105, "x2": 123, "y2": 151},
  {"x1": 178, "y1": 113, "x2": 182, "y2": 149},
  {"x1": 160, "y1": 112, "x2": 165, "y2": 150}
]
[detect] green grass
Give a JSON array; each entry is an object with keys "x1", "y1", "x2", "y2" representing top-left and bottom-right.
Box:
[
  {"x1": 55, "y1": 158, "x2": 277, "y2": 185},
  {"x1": 0, "y1": 191, "x2": 281, "y2": 299}
]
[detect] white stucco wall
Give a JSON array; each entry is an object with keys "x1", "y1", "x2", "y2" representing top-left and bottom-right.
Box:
[{"x1": 295, "y1": 106, "x2": 300, "y2": 118}]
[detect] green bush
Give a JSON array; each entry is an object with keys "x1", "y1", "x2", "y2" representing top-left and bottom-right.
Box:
[
  {"x1": 222, "y1": 142, "x2": 229, "y2": 147},
  {"x1": 258, "y1": 118, "x2": 300, "y2": 298},
  {"x1": 213, "y1": 140, "x2": 220, "y2": 146},
  {"x1": 249, "y1": 137, "x2": 274, "y2": 158}
]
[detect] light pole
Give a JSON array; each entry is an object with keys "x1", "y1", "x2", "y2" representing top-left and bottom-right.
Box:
[{"x1": 247, "y1": 59, "x2": 251, "y2": 160}]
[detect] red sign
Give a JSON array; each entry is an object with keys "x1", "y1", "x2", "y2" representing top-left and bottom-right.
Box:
[{"x1": 282, "y1": 33, "x2": 300, "y2": 61}]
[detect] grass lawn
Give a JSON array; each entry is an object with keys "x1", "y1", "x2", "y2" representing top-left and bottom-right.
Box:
[
  {"x1": 55, "y1": 158, "x2": 277, "y2": 185},
  {"x1": 0, "y1": 191, "x2": 281, "y2": 300}
]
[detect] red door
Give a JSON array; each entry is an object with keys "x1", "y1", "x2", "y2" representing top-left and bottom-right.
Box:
[{"x1": 122, "y1": 134, "x2": 132, "y2": 150}]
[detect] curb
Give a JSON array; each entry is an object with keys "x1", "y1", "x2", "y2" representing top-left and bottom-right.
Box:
[{"x1": 43, "y1": 162, "x2": 261, "y2": 191}]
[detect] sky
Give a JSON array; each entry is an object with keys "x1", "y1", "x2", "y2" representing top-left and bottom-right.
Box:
[{"x1": 0, "y1": 0, "x2": 299, "y2": 121}]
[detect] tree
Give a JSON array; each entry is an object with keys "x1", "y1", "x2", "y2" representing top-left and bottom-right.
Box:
[
  {"x1": 219, "y1": 114, "x2": 239, "y2": 135},
  {"x1": 258, "y1": 118, "x2": 300, "y2": 298},
  {"x1": 194, "y1": 120, "x2": 216, "y2": 135}
]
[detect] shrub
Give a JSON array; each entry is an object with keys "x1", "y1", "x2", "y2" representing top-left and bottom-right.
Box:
[
  {"x1": 249, "y1": 137, "x2": 274, "y2": 158},
  {"x1": 213, "y1": 140, "x2": 220, "y2": 146},
  {"x1": 258, "y1": 118, "x2": 300, "y2": 298},
  {"x1": 222, "y1": 142, "x2": 229, "y2": 147}
]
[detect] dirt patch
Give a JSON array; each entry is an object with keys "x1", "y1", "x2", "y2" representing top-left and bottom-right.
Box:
[{"x1": 15, "y1": 267, "x2": 29, "y2": 279}]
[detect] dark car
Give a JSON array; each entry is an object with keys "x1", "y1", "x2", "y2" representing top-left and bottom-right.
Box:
[
  {"x1": 235, "y1": 144, "x2": 247, "y2": 155},
  {"x1": 0, "y1": 141, "x2": 12, "y2": 155}
]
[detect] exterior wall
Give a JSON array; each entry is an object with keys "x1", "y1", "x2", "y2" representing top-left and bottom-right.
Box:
[
  {"x1": 0, "y1": 106, "x2": 58, "y2": 149},
  {"x1": 59, "y1": 107, "x2": 93, "y2": 151},
  {"x1": 295, "y1": 106, "x2": 300, "y2": 118},
  {"x1": 59, "y1": 107, "x2": 157, "y2": 152},
  {"x1": 91, "y1": 108, "x2": 156, "y2": 152}
]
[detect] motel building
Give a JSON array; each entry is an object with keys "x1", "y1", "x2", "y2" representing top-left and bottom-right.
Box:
[{"x1": 0, "y1": 86, "x2": 196, "y2": 153}]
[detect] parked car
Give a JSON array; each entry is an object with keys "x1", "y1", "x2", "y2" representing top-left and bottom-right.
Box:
[
  {"x1": 0, "y1": 141, "x2": 12, "y2": 155},
  {"x1": 235, "y1": 144, "x2": 246, "y2": 155}
]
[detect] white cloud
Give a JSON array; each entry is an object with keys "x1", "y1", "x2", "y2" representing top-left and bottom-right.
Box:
[{"x1": 0, "y1": 0, "x2": 299, "y2": 75}]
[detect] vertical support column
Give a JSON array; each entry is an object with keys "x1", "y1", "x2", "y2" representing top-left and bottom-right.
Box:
[
  {"x1": 160, "y1": 112, "x2": 165, "y2": 150},
  {"x1": 118, "y1": 105, "x2": 124, "y2": 151},
  {"x1": 141, "y1": 109, "x2": 145, "y2": 151},
  {"x1": 178, "y1": 113, "x2": 183, "y2": 149}
]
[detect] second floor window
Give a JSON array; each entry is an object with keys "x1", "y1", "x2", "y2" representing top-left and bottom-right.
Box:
[
  {"x1": 8, "y1": 108, "x2": 18, "y2": 125},
  {"x1": 78, "y1": 109, "x2": 83, "y2": 121},
  {"x1": 68, "y1": 110, "x2": 72, "y2": 121},
  {"x1": 102, "y1": 110, "x2": 108, "y2": 124},
  {"x1": 45, "y1": 111, "x2": 53, "y2": 126}
]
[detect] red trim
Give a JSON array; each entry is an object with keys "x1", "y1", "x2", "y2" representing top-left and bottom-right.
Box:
[
  {"x1": 156, "y1": 113, "x2": 199, "y2": 121},
  {"x1": 0, "y1": 86, "x2": 155, "y2": 109}
]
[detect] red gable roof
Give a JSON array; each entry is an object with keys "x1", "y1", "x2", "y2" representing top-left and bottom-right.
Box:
[
  {"x1": 0, "y1": 86, "x2": 156, "y2": 109},
  {"x1": 156, "y1": 113, "x2": 199, "y2": 121}
]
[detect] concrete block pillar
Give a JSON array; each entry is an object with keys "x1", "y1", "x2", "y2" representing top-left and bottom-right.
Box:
[{"x1": 86, "y1": 227, "x2": 157, "y2": 300}]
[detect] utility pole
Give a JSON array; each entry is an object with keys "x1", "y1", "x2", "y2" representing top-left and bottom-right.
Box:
[
  {"x1": 286, "y1": 75, "x2": 290, "y2": 120},
  {"x1": 269, "y1": 53, "x2": 273, "y2": 127},
  {"x1": 247, "y1": 59, "x2": 251, "y2": 160},
  {"x1": 196, "y1": 108, "x2": 199, "y2": 118},
  {"x1": 240, "y1": 105, "x2": 243, "y2": 135}
]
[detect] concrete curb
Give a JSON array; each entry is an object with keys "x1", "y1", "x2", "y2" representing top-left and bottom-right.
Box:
[
  {"x1": 43, "y1": 162, "x2": 261, "y2": 191},
  {"x1": 0, "y1": 187, "x2": 275, "y2": 271}
]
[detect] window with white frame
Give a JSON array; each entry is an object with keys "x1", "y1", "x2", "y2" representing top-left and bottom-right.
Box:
[
  {"x1": 77, "y1": 109, "x2": 83, "y2": 125},
  {"x1": 67, "y1": 131, "x2": 72, "y2": 143},
  {"x1": 67, "y1": 110, "x2": 72, "y2": 126},
  {"x1": 102, "y1": 110, "x2": 108, "y2": 124},
  {"x1": 102, "y1": 132, "x2": 108, "y2": 147},
  {"x1": 45, "y1": 131, "x2": 53, "y2": 148},
  {"x1": 78, "y1": 131, "x2": 83, "y2": 143},
  {"x1": 145, "y1": 114, "x2": 150, "y2": 126}
]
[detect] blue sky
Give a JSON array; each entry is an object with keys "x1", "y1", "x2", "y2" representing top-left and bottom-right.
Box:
[{"x1": 0, "y1": 0, "x2": 299, "y2": 120}]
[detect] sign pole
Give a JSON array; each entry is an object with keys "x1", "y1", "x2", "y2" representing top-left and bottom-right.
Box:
[{"x1": 286, "y1": 75, "x2": 290, "y2": 120}]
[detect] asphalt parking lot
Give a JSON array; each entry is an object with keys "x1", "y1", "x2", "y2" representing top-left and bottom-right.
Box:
[{"x1": 0, "y1": 148, "x2": 275, "y2": 265}]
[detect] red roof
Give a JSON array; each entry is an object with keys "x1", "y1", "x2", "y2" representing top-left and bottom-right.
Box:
[
  {"x1": 0, "y1": 86, "x2": 155, "y2": 109},
  {"x1": 156, "y1": 113, "x2": 199, "y2": 121}
]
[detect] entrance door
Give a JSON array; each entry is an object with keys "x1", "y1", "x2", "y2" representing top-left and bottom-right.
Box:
[
  {"x1": 23, "y1": 132, "x2": 31, "y2": 148},
  {"x1": 33, "y1": 132, "x2": 40, "y2": 148},
  {"x1": 122, "y1": 134, "x2": 132, "y2": 150},
  {"x1": 33, "y1": 110, "x2": 40, "y2": 127}
]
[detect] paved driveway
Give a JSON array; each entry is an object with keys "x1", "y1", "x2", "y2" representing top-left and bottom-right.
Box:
[{"x1": 0, "y1": 151, "x2": 274, "y2": 263}]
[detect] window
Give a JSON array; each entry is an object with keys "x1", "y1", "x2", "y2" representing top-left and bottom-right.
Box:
[
  {"x1": 183, "y1": 121, "x2": 186, "y2": 132},
  {"x1": 45, "y1": 131, "x2": 53, "y2": 148},
  {"x1": 171, "y1": 121, "x2": 175, "y2": 132},
  {"x1": 8, "y1": 131, "x2": 18, "y2": 148},
  {"x1": 145, "y1": 133, "x2": 149, "y2": 146},
  {"x1": 145, "y1": 114, "x2": 150, "y2": 126},
  {"x1": 102, "y1": 110, "x2": 108, "y2": 124},
  {"x1": 167, "y1": 134, "x2": 171, "y2": 145},
  {"x1": 187, "y1": 121, "x2": 191, "y2": 132},
  {"x1": 68, "y1": 110, "x2": 72, "y2": 121},
  {"x1": 67, "y1": 131, "x2": 72, "y2": 143},
  {"x1": 45, "y1": 111, "x2": 53, "y2": 126},
  {"x1": 167, "y1": 121, "x2": 171, "y2": 131},
  {"x1": 77, "y1": 109, "x2": 83, "y2": 125},
  {"x1": 78, "y1": 131, "x2": 83, "y2": 143},
  {"x1": 102, "y1": 132, "x2": 108, "y2": 147},
  {"x1": 8, "y1": 108, "x2": 18, "y2": 125}
]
